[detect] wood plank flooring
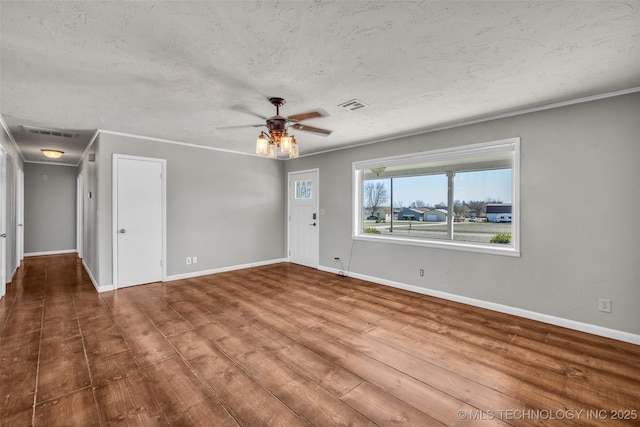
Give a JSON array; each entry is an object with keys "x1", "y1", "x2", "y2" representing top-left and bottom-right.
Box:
[{"x1": 1, "y1": 254, "x2": 639, "y2": 426}]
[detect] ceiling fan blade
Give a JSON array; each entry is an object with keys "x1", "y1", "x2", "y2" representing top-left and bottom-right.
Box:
[
  {"x1": 287, "y1": 111, "x2": 322, "y2": 122},
  {"x1": 291, "y1": 123, "x2": 332, "y2": 136},
  {"x1": 230, "y1": 105, "x2": 268, "y2": 120},
  {"x1": 216, "y1": 124, "x2": 264, "y2": 130}
]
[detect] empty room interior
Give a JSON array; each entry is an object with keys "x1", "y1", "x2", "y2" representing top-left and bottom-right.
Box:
[{"x1": 1, "y1": 1, "x2": 639, "y2": 426}]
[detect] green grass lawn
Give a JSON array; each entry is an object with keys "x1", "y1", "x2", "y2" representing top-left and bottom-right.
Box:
[{"x1": 365, "y1": 220, "x2": 511, "y2": 234}]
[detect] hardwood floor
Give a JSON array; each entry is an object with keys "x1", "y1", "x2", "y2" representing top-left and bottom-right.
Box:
[{"x1": 1, "y1": 254, "x2": 639, "y2": 426}]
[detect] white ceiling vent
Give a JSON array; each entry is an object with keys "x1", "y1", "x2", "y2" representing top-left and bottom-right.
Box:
[
  {"x1": 338, "y1": 99, "x2": 367, "y2": 111},
  {"x1": 21, "y1": 125, "x2": 77, "y2": 139}
]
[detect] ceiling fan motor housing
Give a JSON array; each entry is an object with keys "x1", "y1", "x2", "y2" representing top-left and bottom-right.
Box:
[
  {"x1": 267, "y1": 97, "x2": 289, "y2": 141},
  {"x1": 266, "y1": 115, "x2": 288, "y2": 144},
  {"x1": 266, "y1": 116, "x2": 288, "y2": 132}
]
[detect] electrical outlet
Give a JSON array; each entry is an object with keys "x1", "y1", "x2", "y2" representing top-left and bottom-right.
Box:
[
  {"x1": 192, "y1": 256, "x2": 197, "y2": 264},
  {"x1": 186, "y1": 257, "x2": 192, "y2": 265},
  {"x1": 598, "y1": 298, "x2": 611, "y2": 313},
  {"x1": 419, "y1": 269, "x2": 424, "y2": 277}
]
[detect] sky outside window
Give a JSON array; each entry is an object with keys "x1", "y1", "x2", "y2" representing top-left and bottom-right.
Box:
[{"x1": 366, "y1": 169, "x2": 511, "y2": 207}]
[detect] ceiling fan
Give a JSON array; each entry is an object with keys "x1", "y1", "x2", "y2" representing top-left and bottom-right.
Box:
[
  {"x1": 222, "y1": 97, "x2": 332, "y2": 159},
  {"x1": 262, "y1": 97, "x2": 332, "y2": 137}
]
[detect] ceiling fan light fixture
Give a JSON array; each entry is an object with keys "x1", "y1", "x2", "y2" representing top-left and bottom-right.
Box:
[
  {"x1": 267, "y1": 143, "x2": 278, "y2": 159},
  {"x1": 271, "y1": 129, "x2": 284, "y2": 145},
  {"x1": 256, "y1": 133, "x2": 269, "y2": 155},
  {"x1": 280, "y1": 133, "x2": 292, "y2": 153},
  {"x1": 289, "y1": 137, "x2": 299, "y2": 159},
  {"x1": 41, "y1": 149, "x2": 64, "y2": 159}
]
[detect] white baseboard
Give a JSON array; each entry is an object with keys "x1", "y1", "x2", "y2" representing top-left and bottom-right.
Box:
[
  {"x1": 10, "y1": 265, "x2": 19, "y2": 281},
  {"x1": 97, "y1": 284, "x2": 116, "y2": 292},
  {"x1": 81, "y1": 260, "x2": 115, "y2": 293},
  {"x1": 318, "y1": 265, "x2": 640, "y2": 346},
  {"x1": 164, "y1": 258, "x2": 288, "y2": 282},
  {"x1": 92, "y1": 258, "x2": 287, "y2": 293},
  {"x1": 25, "y1": 249, "x2": 77, "y2": 257},
  {"x1": 81, "y1": 259, "x2": 102, "y2": 292}
]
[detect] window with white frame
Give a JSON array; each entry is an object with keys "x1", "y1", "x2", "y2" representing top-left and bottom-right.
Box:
[{"x1": 353, "y1": 138, "x2": 520, "y2": 256}]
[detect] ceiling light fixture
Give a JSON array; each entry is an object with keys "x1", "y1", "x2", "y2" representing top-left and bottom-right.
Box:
[
  {"x1": 371, "y1": 167, "x2": 386, "y2": 176},
  {"x1": 41, "y1": 149, "x2": 64, "y2": 159},
  {"x1": 256, "y1": 98, "x2": 299, "y2": 159}
]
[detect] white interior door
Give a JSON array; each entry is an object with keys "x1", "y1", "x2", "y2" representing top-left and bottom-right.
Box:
[
  {"x1": 288, "y1": 169, "x2": 319, "y2": 268},
  {"x1": 114, "y1": 155, "x2": 164, "y2": 288},
  {"x1": 16, "y1": 168, "x2": 23, "y2": 270},
  {"x1": 76, "y1": 174, "x2": 83, "y2": 259},
  {"x1": 0, "y1": 147, "x2": 6, "y2": 298}
]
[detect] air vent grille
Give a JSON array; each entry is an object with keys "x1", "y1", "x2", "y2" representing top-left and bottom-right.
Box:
[
  {"x1": 21, "y1": 125, "x2": 77, "y2": 139},
  {"x1": 338, "y1": 99, "x2": 367, "y2": 111}
]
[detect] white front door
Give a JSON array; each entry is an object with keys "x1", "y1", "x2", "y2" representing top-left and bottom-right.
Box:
[
  {"x1": 288, "y1": 169, "x2": 319, "y2": 268},
  {"x1": 113, "y1": 155, "x2": 165, "y2": 288}
]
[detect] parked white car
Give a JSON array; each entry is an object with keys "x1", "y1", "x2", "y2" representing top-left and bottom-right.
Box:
[{"x1": 495, "y1": 214, "x2": 512, "y2": 223}]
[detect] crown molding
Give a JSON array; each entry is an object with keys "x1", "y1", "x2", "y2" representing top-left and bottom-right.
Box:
[
  {"x1": 97, "y1": 129, "x2": 267, "y2": 159},
  {"x1": 296, "y1": 87, "x2": 640, "y2": 159},
  {"x1": 0, "y1": 115, "x2": 26, "y2": 163}
]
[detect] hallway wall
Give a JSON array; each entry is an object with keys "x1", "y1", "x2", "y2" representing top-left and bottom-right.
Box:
[{"x1": 24, "y1": 163, "x2": 77, "y2": 254}]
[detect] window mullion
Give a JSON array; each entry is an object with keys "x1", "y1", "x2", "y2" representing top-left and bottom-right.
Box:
[
  {"x1": 447, "y1": 171, "x2": 454, "y2": 240},
  {"x1": 390, "y1": 178, "x2": 394, "y2": 233}
]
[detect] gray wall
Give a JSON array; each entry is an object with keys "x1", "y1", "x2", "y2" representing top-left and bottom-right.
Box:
[
  {"x1": 285, "y1": 92, "x2": 640, "y2": 336},
  {"x1": 89, "y1": 133, "x2": 285, "y2": 287},
  {"x1": 24, "y1": 163, "x2": 77, "y2": 254},
  {"x1": 77, "y1": 135, "x2": 99, "y2": 282}
]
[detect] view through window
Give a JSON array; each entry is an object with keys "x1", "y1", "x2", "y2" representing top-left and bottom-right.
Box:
[{"x1": 354, "y1": 138, "x2": 519, "y2": 255}]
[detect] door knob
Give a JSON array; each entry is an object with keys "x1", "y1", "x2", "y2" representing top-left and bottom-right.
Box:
[
  {"x1": 309, "y1": 223, "x2": 316, "y2": 226},
  {"x1": 0, "y1": 233, "x2": 6, "y2": 238},
  {"x1": 118, "y1": 229, "x2": 126, "y2": 234}
]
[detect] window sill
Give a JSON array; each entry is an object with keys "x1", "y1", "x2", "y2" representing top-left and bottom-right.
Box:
[{"x1": 353, "y1": 233, "x2": 520, "y2": 257}]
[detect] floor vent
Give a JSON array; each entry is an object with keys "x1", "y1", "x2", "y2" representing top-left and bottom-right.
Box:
[{"x1": 338, "y1": 99, "x2": 367, "y2": 111}]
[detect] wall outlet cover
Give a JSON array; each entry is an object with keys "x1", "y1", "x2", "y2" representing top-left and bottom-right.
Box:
[{"x1": 598, "y1": 298, "x2": 611, "y2": 313}]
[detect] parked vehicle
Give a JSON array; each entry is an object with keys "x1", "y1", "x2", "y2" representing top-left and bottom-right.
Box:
[
  {"x1": 468, "y1": 217, "x2": 478, "y2": 222},
  {"x1": 366, "y1": 215, "x2": 380, "y2": 220},
  {"x1": 495, "y1": 214, "x2": 512, "y2": 223},
  {"x1": 454, "y1": 216, "x2": 465, "y2": 222}
]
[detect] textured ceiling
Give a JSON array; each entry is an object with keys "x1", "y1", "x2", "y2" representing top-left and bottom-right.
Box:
[{"x1": 1, "y1": 1, "x2": 639, "y2": 163}]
